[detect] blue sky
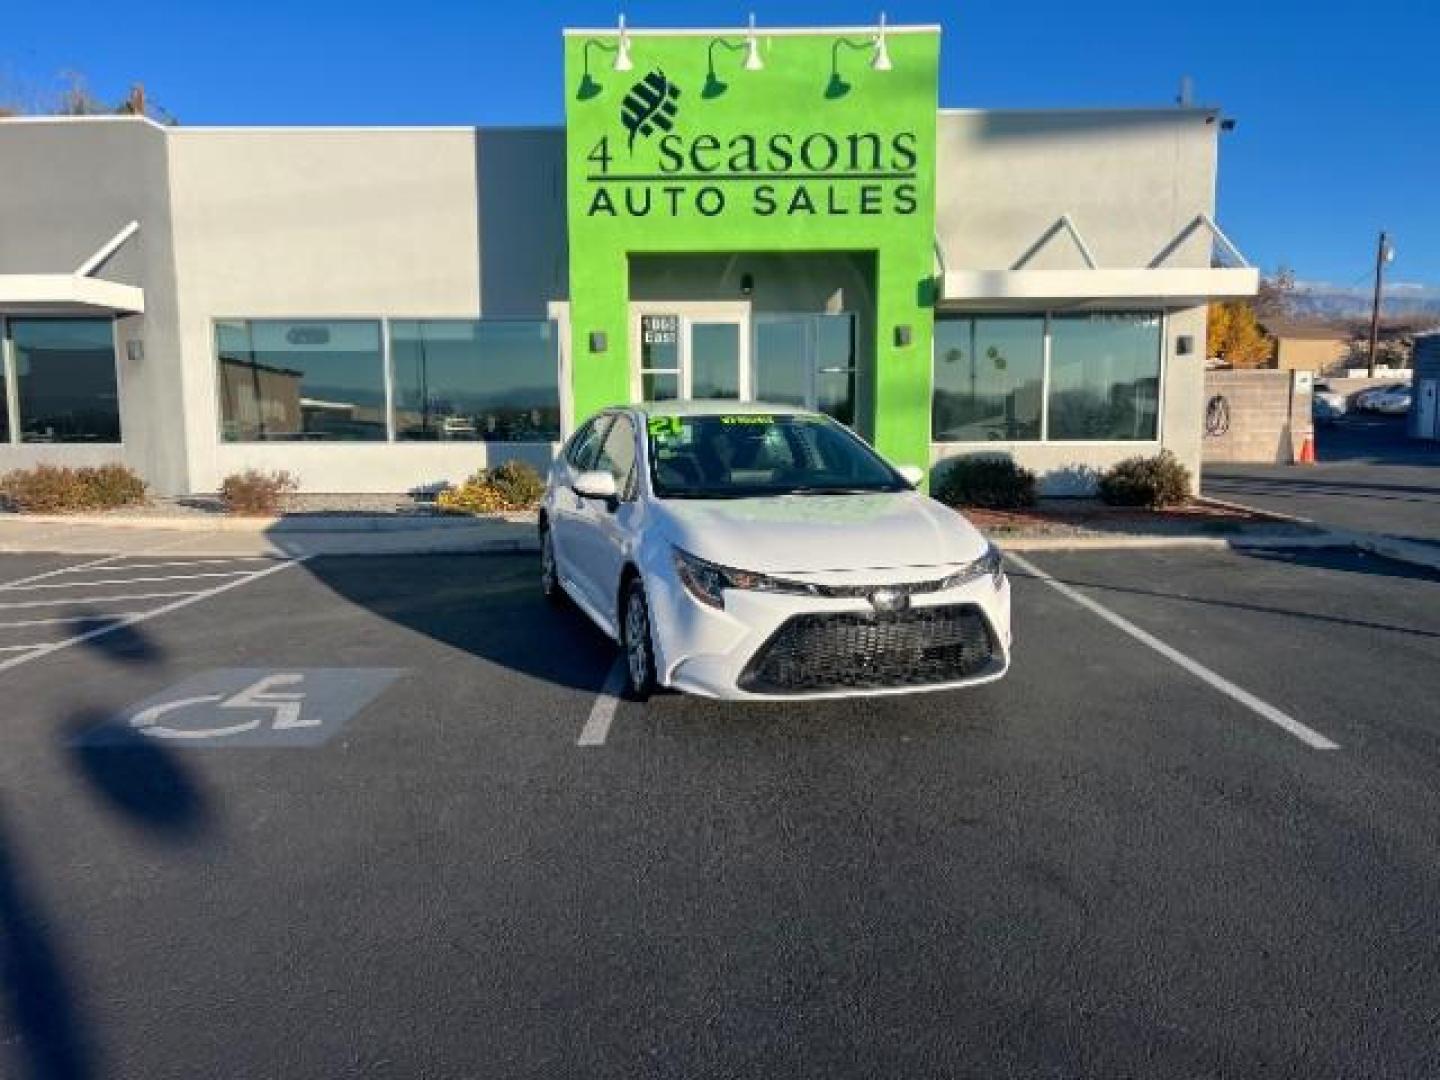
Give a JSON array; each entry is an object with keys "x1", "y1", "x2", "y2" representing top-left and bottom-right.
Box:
[{"x1": 5, "y1": 0, "x2": 1436, "y2": 288}]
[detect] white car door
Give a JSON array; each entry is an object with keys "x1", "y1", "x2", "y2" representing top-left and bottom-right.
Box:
[
  {"x1": 550, "y1": 415, "x2": 612, "y2": 607},
  {"x1": 572, "y1": 412, "x2": 641, "y2": 630}
]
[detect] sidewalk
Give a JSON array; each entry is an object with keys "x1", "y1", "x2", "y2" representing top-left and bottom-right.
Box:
[
  {"x1": 0, "y1": 513, "x2": 539, "y2": 557},
  {"x1": 0, "y1": 505, "x2": 1389, "y2": 561}
]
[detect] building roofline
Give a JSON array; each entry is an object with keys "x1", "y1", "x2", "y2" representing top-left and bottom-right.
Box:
[
  {"x1": 938, "y1": 106, "x2": 1219, "y2": 117},
  {"x1": 563, "y1": 24, "x2": 940, "y2": 37}
]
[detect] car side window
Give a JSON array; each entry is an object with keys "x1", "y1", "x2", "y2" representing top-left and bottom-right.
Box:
[
  {"x1": 594, "y1": 414, "x2": 638, "y2": 500},
  {"x1": 566, "y1": 417, "x2": 611, "y2": 472}
]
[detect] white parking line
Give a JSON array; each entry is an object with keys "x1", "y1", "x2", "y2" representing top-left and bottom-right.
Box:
[
  {"x1": 0, "y1": 557, "x2": 311, "y2": 675},
  {"x1": 0, "y1": 554, "x2": 124, "y2": 590},
  {"x1": 0, "y1": 644, "x2": 42, "y2": 654},
  {"x1": 578, "y1": 658, "x2": 628, "y2": 747},
  {"x1": 0, "y1": 591, "x2": 201, "y2": 611},
  {"x1": 0, "y1": 614, "x2": 137, "y2": 629},
  {"x1": 82, "y1": 557, "x2": 277, "y2": 572},
  {"x1": 16, "y1": 571, "x2": 253, "y2": 589},
  {"x1": 1007, "y1": 552, "x2": 1339, "y2": 751}
]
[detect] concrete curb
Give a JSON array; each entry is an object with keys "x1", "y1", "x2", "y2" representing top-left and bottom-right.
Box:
[
  {"x1": 0, "y1": 511, "x2": 538, "y2": 534},
  {"x1": 1196, "y1": 494, "x2": 1440, "y2": 573}
]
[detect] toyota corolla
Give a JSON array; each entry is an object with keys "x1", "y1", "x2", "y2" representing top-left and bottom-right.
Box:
[{"x1": 539, "y1": 402, "x2": 1011, "y2": 700}]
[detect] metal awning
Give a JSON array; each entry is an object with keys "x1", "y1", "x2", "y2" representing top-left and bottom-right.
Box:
[
  {"x1": 939, "y1": 266, "x2": 1260, "y2": 310},
  {"x1": 937, "y1": 212, "x2": 1260, "y2": 310},
  {"x1": 0, "y1": 221, "x2": 144, "y2": 315}
]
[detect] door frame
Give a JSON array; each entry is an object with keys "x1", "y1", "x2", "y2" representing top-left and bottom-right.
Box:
[{"x1": 628, "y1": 301, "x2": 751, "y2": 403}]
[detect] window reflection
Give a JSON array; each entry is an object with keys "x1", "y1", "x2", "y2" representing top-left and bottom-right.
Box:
[
  {"x1": 10, "y1": 318, "x2": 121, "y2": 443},
  {"x1": 1048, "y1": 313, "x2": 1161, "y2": 441},
  {"x1": 932, "y1": 316, "x2": 1044, "y2": 442},
  {"x1": 390, "y1": 320, "x2": 559, "y2": 442},
  {"x1": 217, "y1": 320, "x2": 386, "y2": 442}
]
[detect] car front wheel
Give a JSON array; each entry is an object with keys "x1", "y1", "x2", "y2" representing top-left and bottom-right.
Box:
[
  {"x1": 621, "y1": 577, "x2": 658, "y2": 700},
  {"x1": 540, "y1": 526, "x2": 562, "y2": 604}
]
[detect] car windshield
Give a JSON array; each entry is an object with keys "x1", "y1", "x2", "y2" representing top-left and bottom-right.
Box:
[{"x1": 646, "y1": 412, "x2": 908, "y2": 499}]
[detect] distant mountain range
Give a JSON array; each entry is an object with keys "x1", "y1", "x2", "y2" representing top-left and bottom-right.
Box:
[{"x1": 1287, "y1": 280, "x2": 1440, "y2": 323}]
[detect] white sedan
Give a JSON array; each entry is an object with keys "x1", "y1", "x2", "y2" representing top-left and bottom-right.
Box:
[{"x1": 539, "y1": 402, "x2": 1012, "y2": 700}]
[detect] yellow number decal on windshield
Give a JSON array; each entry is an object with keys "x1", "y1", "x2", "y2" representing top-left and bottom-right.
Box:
[{"x1": 647, "y1": 415, "x2": 682, "y2": 437}]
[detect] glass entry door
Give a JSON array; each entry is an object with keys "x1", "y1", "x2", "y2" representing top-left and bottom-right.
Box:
[
  {"x1": 752, "y1": 313, "x2": 857, "y2": 426},
  {"x1": 632, "y1": 306, "x2": 855, "y2": 425},
  {"x1": 633, "y1": 306, "x2": 749, "y2": 404}
]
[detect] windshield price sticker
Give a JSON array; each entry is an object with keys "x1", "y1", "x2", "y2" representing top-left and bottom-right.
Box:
[{"x1": 719, "y1": 415, "x2": 775, "y2": 426}]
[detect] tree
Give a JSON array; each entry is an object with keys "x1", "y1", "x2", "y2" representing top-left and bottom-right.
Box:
[
  {"x1": 1207, "y1": 301, "x2": 1273, "y2": 367},
  {"x1": 0, "y1": 71, "x2": 174, "y2": 123},
  {"x1": 1255, "y1": 265, "x2": 1297, "y2": 318}
]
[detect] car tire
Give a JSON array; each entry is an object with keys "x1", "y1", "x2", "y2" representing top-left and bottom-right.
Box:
[
  {"x1": 540, "y1": 526, "x2": 563, "y2": 605},
  {"x1": 620, "y1": 577, "x2": 658, "y2": 701}
]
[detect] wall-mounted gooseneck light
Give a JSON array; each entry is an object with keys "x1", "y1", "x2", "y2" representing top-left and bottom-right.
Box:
[
  {"x1": 613, "y1": 14, "x2": 635, "y2": 72},
  {"x1": 826, "y1": 13, "x2": 894, "y2": 98},
  {"x1": 576, "y1": 14, "x2": 637, "y2": 100},
  {"x1": 703, "y1": 13, "x2": 765, "y2": 99}
]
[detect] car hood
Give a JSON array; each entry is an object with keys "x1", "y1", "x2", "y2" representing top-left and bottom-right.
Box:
[{"x1": 653, "y1": 491, "x2": 990, "y2": 574}]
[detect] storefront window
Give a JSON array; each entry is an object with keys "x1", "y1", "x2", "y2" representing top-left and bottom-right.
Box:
[
  {"x1": 932, "y1": 316, "x2": 1044, "y2": 442},
  {"x1": 1048, "y1": 313, "x2": 1161, "y2": 441},
  {"x1": 640, "y1": 314, "x2": 681, "y2": 401},
  {"x1": 390, "y1": 320, "x2": 559, "y2": 442},
  {"x1": 751, "y1": 313, "x2": 857, "y2": 425},
  {"x1": 9, "y1": 318, "x2": 121, "y2": 443},
  {"x1": 216, "y1": 320, "x2": 386, "y2": 442}
]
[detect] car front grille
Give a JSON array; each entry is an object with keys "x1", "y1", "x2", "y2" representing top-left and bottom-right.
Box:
[{"x1": 738, "y1": 603, "x2": 998, "y2": 695}]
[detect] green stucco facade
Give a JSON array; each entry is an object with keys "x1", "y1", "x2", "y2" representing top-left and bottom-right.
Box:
[{"x1": 563, "y1": 26, "x2": 939, "y2": 471}]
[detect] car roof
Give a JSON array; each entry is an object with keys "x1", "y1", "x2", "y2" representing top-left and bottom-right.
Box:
[{"x1": 623, "y1": 400, "x2": 821, "y2": 419}]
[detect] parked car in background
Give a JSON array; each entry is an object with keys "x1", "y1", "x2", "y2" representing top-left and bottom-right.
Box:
[
  {"x1": 1354, "y1": 382, "x2": 1409, "y2": 412},
  {"x1": 540, "y1": 402, "x2": 1012, "y2": 701},
  {"x1": 1312, "y1": 381, "x2": 1347, "y2": 423},
  {"x1": 1370, "y1": 385, "x2": 1413, "y2": 415}
]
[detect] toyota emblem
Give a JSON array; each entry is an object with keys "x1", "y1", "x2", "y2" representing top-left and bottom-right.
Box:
[{"x1": 869, "y1": 587, "x2": 909, "y2": 613}]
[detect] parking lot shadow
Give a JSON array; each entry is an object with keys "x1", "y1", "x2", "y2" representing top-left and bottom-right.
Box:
[
  {"x1": 294, "y1": 553, "x2": 618, "y2": 694},
  {"x1": 0, "y1": 802, "x2": 97, "y2": 1080},
  {"x1": 64, "y1": 712, "x2": 211, "y2": 839},
  {"x1": 69, "y1": 614, "x2": 166, "y2": 667}
]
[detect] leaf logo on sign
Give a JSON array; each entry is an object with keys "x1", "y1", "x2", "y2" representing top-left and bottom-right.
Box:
[{"x1": 620, "y1": 69, "x2": 681, "y2": 150}]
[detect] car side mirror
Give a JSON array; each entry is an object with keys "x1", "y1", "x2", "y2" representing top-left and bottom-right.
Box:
[
  {"x1": 572, "y1": 470, "x2": 619, "y2": 501},
  {"x1": 897, "y1": 464, "x2": 926, "y2": 488}
]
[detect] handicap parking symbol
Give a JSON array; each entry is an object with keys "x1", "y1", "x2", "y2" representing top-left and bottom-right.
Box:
[{"x1": 79, "y1": 668, "x2": 405, "y2": 747}]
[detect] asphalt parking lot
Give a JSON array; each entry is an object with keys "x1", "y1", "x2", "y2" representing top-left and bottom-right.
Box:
[
  {"x1": 1205, "y1": 414, "x2": 1440, "y2": 544},
  {"x1": 1, "y1": 546, "x2": 1439, "y2": 1078}
]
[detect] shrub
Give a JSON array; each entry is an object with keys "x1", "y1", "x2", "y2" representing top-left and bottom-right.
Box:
[
  {"x1": 1097, "y1": 451, "x2": 1192, "y2": 509},
  {"x1": 84, "y1": 464, "x2": 148, "y2": 509},
  {"x1": 484, "y1": 460, "x2": 545, "y2": 509},
  {"x1": 219, "y1": 469, "x2": 297, "y2": 515},
  {"x1": 0, "y1": 464, "x2": 147, "y2": 513},
  {"x1": 437, "y1": 460, "x2": 546, "y2": 515},
  {"x1": 932, "y1": 457, "x2": 1038, "y2": 510}
]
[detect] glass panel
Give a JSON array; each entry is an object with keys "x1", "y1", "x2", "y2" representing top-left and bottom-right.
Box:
[
  {"x1": 640, "y1": 314, "x2": 680, "y2": 372},
  {"x1": 641, "y1": 371, "x2": 680, "y2": 401},
  {"x1": 390, "y1": 320, "x2": 558, "y2": 442},
  {"x1": 595, "y1": 414, "x2": 637, "y2": 497},
  {"x1": 931, "y1": 316, "x2": 1044, "y2": 442},
  {"x1": 217, "y1": 320, "x2": 386, "y2": 442},
  {"x1": 752, "y1": 316, "x2": 809, "y2": 407},
  {"x1": 815, "y1": 314, "x2": 856, "y2": 425},
  {"x1": 10, "y1": 318, "x2": 120, "y2": 443},
  {"x1": 689, "y1": 322, "x2": 740, "y2": 400},
  {"x1": 1047, "y1": 312, "x2": 1162, "y2": 441},
  {"x1": 0, "y1": 337, "x2": 8, "y2": 444}
]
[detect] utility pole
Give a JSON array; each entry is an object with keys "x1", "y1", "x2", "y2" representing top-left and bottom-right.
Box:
[{"x1": 1367, "y1": 229, "x2": 1391, "y2": 377}]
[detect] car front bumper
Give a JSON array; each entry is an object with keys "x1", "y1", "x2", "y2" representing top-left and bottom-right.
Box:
[{"x1": 642, "y1": 561, "x2": 1012, "y2": 701}]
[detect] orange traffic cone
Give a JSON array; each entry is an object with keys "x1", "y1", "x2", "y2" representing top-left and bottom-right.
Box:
[{"x1": 1297, "y1": 434, "x2": 1316, "y2": 465}]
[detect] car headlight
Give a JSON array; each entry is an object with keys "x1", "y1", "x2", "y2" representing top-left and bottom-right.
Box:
[
  {"x1": 671, "y1": 547, "x2": 815, "y2": 610},
  {"x1": 940, "y1": 542, "x2": 1005, "y2": 590}
]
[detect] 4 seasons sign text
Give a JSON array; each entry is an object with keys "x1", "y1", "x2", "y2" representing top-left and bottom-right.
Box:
[{"x1": 585, "y1": 69, "x2": 920, "y2": 220}]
